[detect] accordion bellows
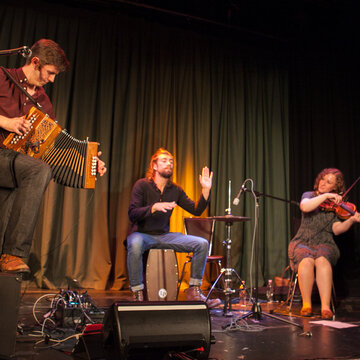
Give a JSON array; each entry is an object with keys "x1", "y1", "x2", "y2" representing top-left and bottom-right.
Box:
[{"x1": 3, "y1": 107, "x2": 98, "y2": 189}]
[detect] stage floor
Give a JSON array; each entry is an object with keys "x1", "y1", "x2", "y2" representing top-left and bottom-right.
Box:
[{"x1": 8, "y1": 285, "x2": 360, "y2": 360}]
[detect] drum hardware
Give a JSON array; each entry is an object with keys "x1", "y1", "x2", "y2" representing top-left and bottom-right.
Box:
[{"x1": 205, "y1": 180, "x2": 250, "y2": 317}]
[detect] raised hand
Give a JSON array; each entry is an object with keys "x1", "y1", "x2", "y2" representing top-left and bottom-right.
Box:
[{"x1": 199, "y1": 166, "x2": 213, "y2": 191}]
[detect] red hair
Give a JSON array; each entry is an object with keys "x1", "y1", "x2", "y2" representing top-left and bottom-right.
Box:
[{"x1": 313, "y1": 168, "x2": 346, "y2": 194}]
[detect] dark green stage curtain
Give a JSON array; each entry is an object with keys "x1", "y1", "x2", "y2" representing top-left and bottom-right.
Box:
[{"x1": 0, "y1": 1, "x2": 290, "y2": 290}]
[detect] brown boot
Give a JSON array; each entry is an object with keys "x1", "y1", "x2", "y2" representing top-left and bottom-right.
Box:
[
  {"x1": 0, "y1": 254, "x2": 30, "y2": 273},
  {"x1": 132, "y1": 290, "x2": 144, "y2": 301},
  {"x1": 185, "y1": 286, "x2": 222, "y2": 309}
]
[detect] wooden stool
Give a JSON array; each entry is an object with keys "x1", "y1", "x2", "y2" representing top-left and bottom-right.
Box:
[{"x1": 145, "y1": 249, "x2": 179, "y2": 301}]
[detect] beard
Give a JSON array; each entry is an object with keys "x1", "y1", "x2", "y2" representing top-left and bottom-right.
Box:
[{"x1": 158, "y1": 168, "x2": 173, "y2": 179}]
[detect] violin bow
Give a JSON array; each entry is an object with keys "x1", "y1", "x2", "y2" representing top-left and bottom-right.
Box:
[{"x1": 342, "y1": 175, "x2": 360, "y2": 199}]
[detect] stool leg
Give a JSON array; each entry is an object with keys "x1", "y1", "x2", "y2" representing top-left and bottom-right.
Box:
[
  {"x1": 331, "y1": 281, "x2": 336, "y2": 316},
  {"x1": 178, "y1": 259, "x2": 191, "y2": 293},
  {"x1": 216, "y1": 260, "x2": 225, "y2": 288},
  {"x1": 216, "y1": 260, "x2": 222, "y2": 278},
  {"x1": 288, "y1": 273, "x2": 298, "y2": 313}
]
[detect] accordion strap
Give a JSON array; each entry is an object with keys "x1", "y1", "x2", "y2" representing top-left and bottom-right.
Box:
[{"x1": 0, "y1": 66, "x2": 43, "y2": 111}]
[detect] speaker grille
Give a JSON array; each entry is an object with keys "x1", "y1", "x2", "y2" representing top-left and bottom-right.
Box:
[{"x1": 103, "y1": 301, "x2": 211, "y2": 359}]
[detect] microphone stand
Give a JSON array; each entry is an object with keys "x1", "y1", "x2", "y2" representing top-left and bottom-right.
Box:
[
  {"x1": 0, "y1": 46, "x2": 32, "y2": 57},
  {"x1": 244, "y1": 188, "x2": 300, "y2": 207},
  {"x1": 224, "y1": 181, "x2": 303, "y2": 330}
]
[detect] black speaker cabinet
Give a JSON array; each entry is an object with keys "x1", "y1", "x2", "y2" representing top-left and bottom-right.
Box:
[
  {"x1": 0, "y1": 273, "x2": 22, "y2": 357},
  {"x1": 72, "y1": 324, "x2": 104, "y2": 359},
  {"x1": 103, "y1": 301, "x2": 211, "y2": 359}
]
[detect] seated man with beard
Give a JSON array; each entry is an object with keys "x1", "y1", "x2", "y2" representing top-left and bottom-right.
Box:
[{"x1": 126, "y1": 148, "x2": 221, "y2": 308}]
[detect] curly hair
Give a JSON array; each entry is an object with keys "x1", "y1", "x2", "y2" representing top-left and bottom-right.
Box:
[
  {"x1": 313, "y1": 168, "x2": 346, "y2": 194},
  {"x1": 146, "y1": 148, "x2": 174, "y2": 179},
  {"x1": 26, "y1": 39, "x2": 70, "y2": 72}
]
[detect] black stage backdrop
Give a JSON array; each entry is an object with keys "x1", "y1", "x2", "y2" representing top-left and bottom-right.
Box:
[
  {"x1": 290, "y1": 21, "x2": 360, "y2": 296},
  {"x1": 0, "y1": 1, "x2": 359, "y2": 296}
]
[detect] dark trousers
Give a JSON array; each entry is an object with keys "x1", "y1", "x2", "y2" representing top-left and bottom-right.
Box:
[{"x1": 0, "y1": 149, "x2": 52, "y2": 258}]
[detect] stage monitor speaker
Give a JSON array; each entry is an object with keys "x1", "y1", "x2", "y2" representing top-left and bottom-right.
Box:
[
  {"x1": 103, "y1": 301, "x2": 211, "y2": 360},
  {"x1": 72, "y1": 324, "x2": 104, "y2": 359},
  {"x1": 0, "y1": 273, "x2": 22, "y2": 358}
]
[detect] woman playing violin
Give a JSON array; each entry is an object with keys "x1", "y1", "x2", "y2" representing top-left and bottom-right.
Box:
[{"x1": 288, "y1": 168, "x2": 360, "y2": 320}]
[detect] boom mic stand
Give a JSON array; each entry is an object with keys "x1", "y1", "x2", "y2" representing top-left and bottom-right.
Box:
[
  {"x1": 225, "y1": 179, "x2": 302, "y2": 329},
  {"x1": 0, "y1": 46, "x2": 32, "y2": 58}
]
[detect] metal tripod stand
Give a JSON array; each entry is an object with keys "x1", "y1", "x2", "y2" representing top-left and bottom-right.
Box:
[
  {"x1": 205, "y1": 214, "x2": 249, "y2": 316},
  {"x1": 205, "y1": 180, "x2": 250, "y2": 316}
]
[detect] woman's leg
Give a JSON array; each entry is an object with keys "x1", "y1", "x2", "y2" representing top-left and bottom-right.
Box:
[
  {"x1": 315, "y1": 256, "x2": 333, "y2": 311},
  {"x1": 298, "y1": 257, "x2": 315, "y2": 309}
]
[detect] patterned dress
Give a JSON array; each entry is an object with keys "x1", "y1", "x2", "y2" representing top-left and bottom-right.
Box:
[{"x1": 288, "y1": 191, "x2": 341, "y2": 271}]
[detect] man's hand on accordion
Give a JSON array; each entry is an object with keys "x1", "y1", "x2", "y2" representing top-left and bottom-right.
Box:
[
  {"x1": 96, "y1": 151, "x2": 107, "y2": 177},
  {"x1": 0, "y1": 115, "x2": 31, "y2": 136}
]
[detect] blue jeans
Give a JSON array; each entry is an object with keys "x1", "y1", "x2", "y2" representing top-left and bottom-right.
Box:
[
  {"x1": 0, "y1": 150, "x2": 52, "y2": 258},
  {"x1": 127, "y1": 231, "x2": 209, "y2": 291}
]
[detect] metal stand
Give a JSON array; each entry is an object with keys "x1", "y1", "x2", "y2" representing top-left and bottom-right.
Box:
[
  {"x1": 206, "y1": 218, "x2": 243, "y2": 316},
  {"x1": 224, "y1": 181, "x2": 302, "y2": 329},
  {"x1": 206, "y1": 180, "x2": 250, "y2": 317}
]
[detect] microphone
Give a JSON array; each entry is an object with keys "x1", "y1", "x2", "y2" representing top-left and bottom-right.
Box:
[
  {"x1": 21, "y1": 46, "x2": 32, "y2": 58},
  {"x1": 0, "y1": 46, "x2": 32, "y2": 58},
  {"x1": 233, "y1": 181, "x2": 246, "y2": 205}
]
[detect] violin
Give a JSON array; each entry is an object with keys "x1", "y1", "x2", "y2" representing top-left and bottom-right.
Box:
[{"x1": 319, "y1": 200, "x2": 357, "y2": 220}]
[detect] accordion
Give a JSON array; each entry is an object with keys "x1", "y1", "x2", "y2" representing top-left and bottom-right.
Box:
[{"x1": 2, "y1": 107, "x2": 98, "y2": 189}]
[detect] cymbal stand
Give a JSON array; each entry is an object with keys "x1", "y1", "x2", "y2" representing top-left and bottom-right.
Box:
[
  {"x1": 205, "y1": 180, "x2": 243, "y2": 317},
  {"x1": 224, "y1": 180, "x2": 302, "y2": 329}
]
